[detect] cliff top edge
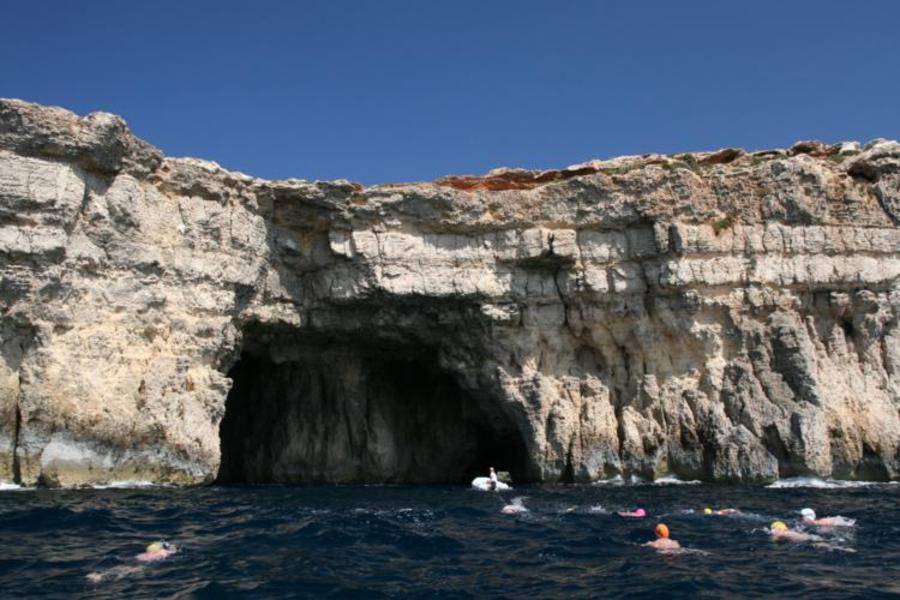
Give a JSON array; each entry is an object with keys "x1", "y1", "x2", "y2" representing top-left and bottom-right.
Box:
[{"x1": 1, "y1": 97, "x2": 897, "y2": 193}]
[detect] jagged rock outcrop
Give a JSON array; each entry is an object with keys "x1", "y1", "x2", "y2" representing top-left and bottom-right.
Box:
[{"x1": 0, "y1": 98, "x2": 898, "y2": 486}]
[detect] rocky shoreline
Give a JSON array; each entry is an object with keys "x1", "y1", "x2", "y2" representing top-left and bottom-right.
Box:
[{"x1": 0, "y1": 99, "x2": 897, "y2": 487}]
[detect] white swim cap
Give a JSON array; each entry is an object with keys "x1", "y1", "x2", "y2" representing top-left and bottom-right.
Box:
[{"x1": 800, "y1": 508, "x2": 816, "y2": 519}]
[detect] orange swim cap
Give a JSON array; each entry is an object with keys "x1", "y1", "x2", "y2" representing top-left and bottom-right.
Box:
[{"x1": 655, "y1": 523, "x2": 670, "y2": 538}]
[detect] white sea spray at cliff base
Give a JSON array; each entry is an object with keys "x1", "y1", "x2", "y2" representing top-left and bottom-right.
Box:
[
  {"x1": 91, "y1": 480, "x2": 169, "y2": 490},
  {"x1": 766, "y1": 477, "x2": 898, "y2": 489},
  {"x1": 652, "y1": 475, "x2": 702, "y2": 486},
  {"x1": 592, "y1": 474, "x2": 701, "y2": 486}
]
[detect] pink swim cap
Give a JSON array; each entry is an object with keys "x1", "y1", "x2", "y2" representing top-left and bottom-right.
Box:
[{"x1": 636, "y1": 508, "x2": 647, "y2": 516}]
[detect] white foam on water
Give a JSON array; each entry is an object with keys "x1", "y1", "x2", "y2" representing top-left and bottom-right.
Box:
[
  {"x1": 593, "y1": 474, "x2": 648, "y2": 485},
  {"x1": 766, "y1": 477, "x2": 896, "y2": 489},
  {"x1": 653, "y1": 475, "x2": 702, "y2": 486},
  {"x1": 593, "y1": 474, "x2": 701, "y2": 486},
  {"x1": 592, "y1": 475, "x2": 625, "y2": 486},
  {"x1": 0, "y1": 481, "x2": 23, "y2": 491},
  {"x1": 91, "y1": 480, "x2": 164, "y2": 490},
  {"x1": 672, "y1": 547, "x2": 712, "y2": 556}
]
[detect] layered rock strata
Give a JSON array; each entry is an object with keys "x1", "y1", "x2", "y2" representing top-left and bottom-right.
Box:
[{"x1": 0, "y1": 98, "x2": 898, "y2": 486}]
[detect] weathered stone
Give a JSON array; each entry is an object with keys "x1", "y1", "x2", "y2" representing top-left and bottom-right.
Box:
[{"x1": 0, "y1": 98, "x2": 897, "y2": 487}]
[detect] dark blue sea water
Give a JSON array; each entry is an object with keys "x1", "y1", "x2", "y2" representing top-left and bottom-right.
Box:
[{"x1": 1, "y1": 480, "x2": 898, "y2": 599}]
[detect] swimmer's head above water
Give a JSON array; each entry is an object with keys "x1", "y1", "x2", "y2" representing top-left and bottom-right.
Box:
[
  {"x1": 146, "y1": 541, "x2": 173, "y2": 553},
  {"x1": 768, "y1": 520, "x2": 822, "y2": 543},
  {"x1": 797, "y1": 507, "x2": 856, "y2": 527},
  {"x1": 703, "y1": 507, "x2": 713, "y2": 515},
  {"x1": 136, "y1": 541, "x2": 177, "y2": 562},
  {"x1": 642, "y1": 522, "x2": 680, "y2": 552}
]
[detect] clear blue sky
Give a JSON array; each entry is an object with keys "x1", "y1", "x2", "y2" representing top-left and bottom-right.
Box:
[{"x1": 4, "y1": 1, "x2": 899, "y2": 184}]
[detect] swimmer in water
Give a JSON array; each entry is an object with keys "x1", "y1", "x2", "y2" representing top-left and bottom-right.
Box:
[
  {"x1": 642, "y1": 523, "x2": 681, "y2": 553},
  {"x1": 86, "y1": 541, "x2": 178, "y2": 584},
  {"x1": 799, "y1": 508, "x2": 856, "y2": 527},
  {"x1": 136, "y1": 541, "x2": 177, "y2": 562},
  {"x1": 703, "y1": 507, "x2": 739, "y2": 516},
  {"x1": 501, "y1": 497, "x2": 528, "y2": 514},
  {"x1": 768, "y1": 521, "x2": 820, "y2": 543},
  {"x1": 489, "y1": 467, "x2": 498, "y2": 492},
  {"x1": 769, "y1": 521, "x2": 855, "y2": 552},
  {"x1": 617, "y1": 507, "x2": 647, "y2": 518}
]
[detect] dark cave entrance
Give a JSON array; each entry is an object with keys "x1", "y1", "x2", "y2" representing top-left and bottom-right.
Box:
[{"x1": 216, "y1": 341, "x2": 532, "y2": 484}]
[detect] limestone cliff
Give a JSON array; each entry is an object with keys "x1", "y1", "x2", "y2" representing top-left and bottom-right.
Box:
[{"x1": 0, "y1": 98, "x2": 898, "y2": 487}]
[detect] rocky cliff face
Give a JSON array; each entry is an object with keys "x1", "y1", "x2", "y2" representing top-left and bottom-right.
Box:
[{"x1": 0, "y1": 99, "x2": 898, "y2": 487}]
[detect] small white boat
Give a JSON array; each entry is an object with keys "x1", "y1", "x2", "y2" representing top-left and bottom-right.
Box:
[{"x1": 471, "y1": 476, "x2": 511, "y2": 491}]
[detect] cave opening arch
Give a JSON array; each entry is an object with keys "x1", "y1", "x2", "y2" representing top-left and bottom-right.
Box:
[{"x1": 216, "y1": 327, "x2": 533, "y2": 485}]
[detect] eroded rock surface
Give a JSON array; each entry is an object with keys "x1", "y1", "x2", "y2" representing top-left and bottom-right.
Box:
[{"x1": 0, "y1": 98, "x2": 898, "y2": 486}]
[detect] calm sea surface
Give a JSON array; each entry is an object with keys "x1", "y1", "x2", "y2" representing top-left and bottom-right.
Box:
[{"x1": 0, "y1": 480, "x2": 897, "y2": 599}]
